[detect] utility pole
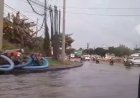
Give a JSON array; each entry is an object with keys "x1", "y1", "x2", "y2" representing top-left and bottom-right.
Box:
[
  {"x1": 58, "y1": 10, "x2": 61, "y2": 36},
  {"x1": 61, "y1": 0, "x2": 66, "y2": 61},
  {"x1": 0, "y1": 0, "x2": 4, "y2": 51},
  {"x1": 53, "y1": 6, "x2": 59, "y2": 60},
  {"x1": 87, "y1": 43, "x2": 89, "y2": 49},
  {"x1": 44, "y1": 0, "x2": 51, "y2": 56},
  {"x1": 44, "y1": 0, "x2": 47, "y2": 33}
]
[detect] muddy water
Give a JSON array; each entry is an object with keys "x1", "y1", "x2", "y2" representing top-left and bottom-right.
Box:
[{"x1": 0, "y1": 62, "x2": 139, "y2": 98}]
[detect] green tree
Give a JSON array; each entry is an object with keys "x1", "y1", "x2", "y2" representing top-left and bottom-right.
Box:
[
  {"x1": 133, "y1": 48, "x2": 140, "y2": 53},
  {"x1": 83, "y1": 48, "x2": 94, "y2": 55},
  {"x1": 113, "y1": 45, "x2": 132, "y2": 57},
  {"x1": 108, "y1": 47, "x2": 115, "y2": 54},
  {"x1": 59, "y1": 34, "x2": 74, "y2": 49},
  {"x1": 94, "y1": 48, "x2": 107, "y2": 57},
  {"x1": 3, "y1": 12, "x2": 39, "y2": 50},
  {"x1": 66, "y1": 48, "x2": 75, "y2": 55}
]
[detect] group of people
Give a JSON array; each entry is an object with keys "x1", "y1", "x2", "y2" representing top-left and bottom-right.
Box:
[
  {"x1": 3, "y1": 49, "x2": 24, "y2": 65},
  {"x1": 93, "y1": 57, "x2": 114, "y2": 65},
  {"x1": 30, "y1": 53, "x2": 43, "y2": 65},
  {"x1": 1, "y1": 49, "x2": 43, "y2": 65}
]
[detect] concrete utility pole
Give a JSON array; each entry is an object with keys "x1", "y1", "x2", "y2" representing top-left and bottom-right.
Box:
[
  {"x1": 61, "y1": 0, "x2": 66, "y2": 61},
  {"x1": 43, "y1": 0, "x2": 51, "y2": 56},
  {"x1": 0, "y1": 0, "x2": 4, "y2": 51},
  {"x1": 58, "y1": 10, "x2": 61, "y2": 36},
  {"x1": 44, "y1": 0, "x2": 47, "y2": 29}
]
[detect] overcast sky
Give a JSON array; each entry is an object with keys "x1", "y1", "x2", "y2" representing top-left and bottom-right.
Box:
[{"x1": 4, "y1": 0, "x2": 140, "y2": 49}]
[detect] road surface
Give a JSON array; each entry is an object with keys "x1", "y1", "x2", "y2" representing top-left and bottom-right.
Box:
[{"x1": 0, "y1": 61, "x2": 139, "y2": 98}]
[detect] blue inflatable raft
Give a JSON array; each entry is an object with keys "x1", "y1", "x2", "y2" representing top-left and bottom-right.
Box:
[
  {"x1": 14, "y1": 56, "x2": 32, "y2": 68},
  {"x1": 0, "y1": 55, "x2": 14, "y2": 72},
  {"x1": 22, "y1": 57, "x2": 49, "y2": 70}
]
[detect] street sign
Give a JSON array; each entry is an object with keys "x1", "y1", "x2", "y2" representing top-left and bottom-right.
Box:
[{"x1": 74, "y1": 50, "x2": 82, "y2": 56}]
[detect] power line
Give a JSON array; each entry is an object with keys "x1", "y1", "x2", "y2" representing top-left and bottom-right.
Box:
[
  {"x1": 66, "y1": 11, "x2": 140, "y2": 16},
  {"x1": 28, "y1": 0, "x2": 44, "y2": 8},
  {"x1": 28, "y1": 0, "x2": 50, "y2": 10},
  {"x1": 60, "y1": 6, "x2": 140, "y2": 10},
  {"x1": 4, "y1": 3, "x2": 47, "y2": 30},
  {"x1": 4, "y1": 3, "x2": 29, "y2": 19},
  {"x1": 5, "y1": 2, "x2": 140, "y2": 17},
  {"x1": 26, "y1": 0, "x2": 44, "y2": 16},
  {"x1": 36, "y1": 17, "x2": 45, "y2": 32}
]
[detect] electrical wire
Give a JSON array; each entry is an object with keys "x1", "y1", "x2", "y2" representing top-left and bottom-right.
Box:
[
  {"x1": 36, "y1": 17, "x2": 45, "y2": 32},
  {"x1": 4, "y1": 3, "x2": 29, "y2": 19},
  {"x1": 26, "y1": 0, "x2": 44, "y2": 16},
  {"x1": 28, "y1": 0, "x2": 44, "y2": 8},
  {"x1": 28, "y1": 0, "x2": 50, "y2": 10},
  {"x1": 59, "y1": 6, "x2": 140, "y2": 10},
  {"x1": 66, "y1": 11, "x2": 140, "y2": 17}
]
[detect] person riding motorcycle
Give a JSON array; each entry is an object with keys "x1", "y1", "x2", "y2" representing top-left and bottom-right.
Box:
[
  {"x1": 109, "y1": 58, "x2": 114, "y2": 65},
  {"x1": 95, "y1": 58, "x2": 99, "y2": 64}
]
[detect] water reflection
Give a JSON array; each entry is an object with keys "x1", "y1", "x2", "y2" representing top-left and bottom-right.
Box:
[
  {"x1": 124, "y1": 65, "x2": 133, "y2": 70},
  {"x1": 0, "y1": 62, "x2": 139, "y2": 98}
]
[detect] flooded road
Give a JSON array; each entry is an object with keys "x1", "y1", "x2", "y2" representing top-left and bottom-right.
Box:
[{"x1": 0, "y1": 62, "x2": 139, "y2": 98}]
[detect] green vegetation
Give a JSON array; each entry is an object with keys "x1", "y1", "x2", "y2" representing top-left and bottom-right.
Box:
[
  {"x1": 61, "y1": 34, "x2": 74, "y2": 49},
  {"x1": 2, "y1": 40, "x2": 17, "y2": 50},
  {"x1": 81, "y1": 45, "x2": 133, "y2": 57},
  {"x1": 3, "y1": 12, "x2": 38, "y2": 50},
  {"x1": 48, "y1": 58, "x2": 77, "y2": 68},
  {"x1": 108, "y1": 45, "x2": 132, "y2": 57},
  {"x1": 3, "y1": 12, "x2": 74, "y2": 56}
]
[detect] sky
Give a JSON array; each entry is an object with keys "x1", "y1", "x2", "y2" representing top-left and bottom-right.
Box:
[{"x1": 4, "y1": 0, "x2": 140, "y2": 49}]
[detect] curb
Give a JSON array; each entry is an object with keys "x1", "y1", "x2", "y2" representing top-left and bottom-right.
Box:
[
  {"x1": 0, "y1": 63, "x2": 83, "y2": 75},
  {"x1": 47, "y1": 62, "x2": 83, "y2": 71}
]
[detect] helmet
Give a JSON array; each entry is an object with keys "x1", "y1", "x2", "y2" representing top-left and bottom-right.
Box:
[{"x1": 20, "y1": 49, "x2": 24, "y2": 53}]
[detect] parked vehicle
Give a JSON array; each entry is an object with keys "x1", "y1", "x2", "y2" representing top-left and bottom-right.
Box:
[
  {"x1": 126, "y1": 57, "x2": 140, "y2": 65},
  {"x1": 84, "y1": 56, "x2": 91, "y2": 61}
]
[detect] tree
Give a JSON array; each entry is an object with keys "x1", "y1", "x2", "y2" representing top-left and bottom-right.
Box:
[
  {"x1": 94, "y1": 48, "x2": 107, "y2": 57},
  {"x1": 59, "y1": 33, "x2": 74, "y2": 49},
  {"x1": 108, "y1": 47, "x2": 115, "y2": 54},
  {"x1": 83, "y1": 48, "x2": 94, "y2": 55},
  {"x1": 108, "y1": 45, "x2": 132, "y2": 57},
  {"x1": 3, "y1": 12, "x2": 39, "y2": 50},
  {"x1": 66, "y1": 48, "x2": 75, "y2": 55},
  {"x1": 133, "y1": 48, "x2": 140, "y2": 53},
  {"x1": 114, "y1": 45, "x2": 132, "y2": 57}
]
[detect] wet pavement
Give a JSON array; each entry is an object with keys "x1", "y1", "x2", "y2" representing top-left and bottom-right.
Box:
[{"x1": 0, "y1": 61, "x2": 139, "y2": 98}]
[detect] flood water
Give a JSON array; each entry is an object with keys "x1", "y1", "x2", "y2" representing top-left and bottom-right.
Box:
[{"x1": 0, "y1": 62, "x2": 139, "y2": 98}]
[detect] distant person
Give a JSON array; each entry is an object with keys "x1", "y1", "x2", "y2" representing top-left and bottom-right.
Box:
[
  {"x1": 109, "y1": 58, "x2": 114, "y2": 65},
  {"x1": 31, "y1": 53, "x2": 43, "y2": 65},
  {"x1": 123, "y1": 57, "x2": 127, "y2": 64},
  {"x1": 92, "y1": 57, "x2": 95, "y2": 61},
  {"x1": 95, "y1": 58, "x2": 99, "y2": 64},
  {"x1": 4, "y1": 49, "x2": 24, "y2": 65}
]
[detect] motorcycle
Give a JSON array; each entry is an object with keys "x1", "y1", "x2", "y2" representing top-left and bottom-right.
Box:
[
  {"x1": 109, "y1": 60, "x2": 114, "y2": 65},
  {"x1": 96, "y1": 59, "x2": 99, "y2": 64}
]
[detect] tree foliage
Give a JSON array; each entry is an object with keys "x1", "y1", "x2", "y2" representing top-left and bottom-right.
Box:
[
  {"x1": 114, "y1": 45, "x2": 132, "y2": 57},
  {"x1": 3, "y1": 12, "x2": 39, "y2": 50},
  {"x1": 83, "y1": 48, "x2": 94, "y2": 55},
  {"x1": 94, "y1": 48, "x2": 107, "y2": 57},
  {"x1": 59, "y1": 33, "x2": 74, "y2": 49},
  {"x1": 108, "y1": 45, "x2": 132, "y2": 57},
  {"x1": 66, "y1": 48, "x2": 75, "y2": 55},
  {"x1": 133, "y1": 48, "x2": 140, "y2": 53}
]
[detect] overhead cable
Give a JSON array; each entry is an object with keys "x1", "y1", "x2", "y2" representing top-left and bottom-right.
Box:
[{"x1": 26, "y1": 0, "x2": 44, "y2": 16}]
